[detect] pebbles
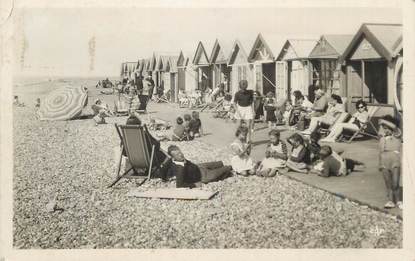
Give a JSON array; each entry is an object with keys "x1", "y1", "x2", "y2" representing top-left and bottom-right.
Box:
[{"x1": 12, "y1": 98, "x2": 402, "y2": 249}]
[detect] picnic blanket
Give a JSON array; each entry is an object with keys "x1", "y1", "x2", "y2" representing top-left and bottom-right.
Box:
[{"x1": 127, "y1": 188, "x2": 218, "y2": 200}]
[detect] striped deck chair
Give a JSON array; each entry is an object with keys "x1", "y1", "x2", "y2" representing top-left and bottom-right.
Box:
[
  {"x1": 108, "y1": 124, "x2": 161, "y2": 188},
  {"x1": 342, "y1": 106, "x2": 380, "y2": 143}
]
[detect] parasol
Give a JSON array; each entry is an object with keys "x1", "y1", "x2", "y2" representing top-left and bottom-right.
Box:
[{"x1": 38, "y1": 86, "x2": 88, "y2": 121}]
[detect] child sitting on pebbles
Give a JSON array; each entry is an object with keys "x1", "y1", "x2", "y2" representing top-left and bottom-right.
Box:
[
  {"x1": 183, "y1": 114, "x2": 193, "y2": 140},
  {"x1": 230, "y1": 126, "x2": 256, "y2": 176},
  {"x1": 189, "y1": 111, "x2": 203, "y2": 138},
  {"x1": 256, "y1": 129, "x2": 288, "y2": 177},
  {"x1": 92, "y1": 99, "x2": 113, "y2": 126},
  {"x1": 286, "y1": 133, "x2": 309, "y2": 173}
]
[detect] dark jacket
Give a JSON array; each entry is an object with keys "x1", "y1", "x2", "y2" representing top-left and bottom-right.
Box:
[{"x1": 167, "y1": 160, "x2": 202, "y2": 188}]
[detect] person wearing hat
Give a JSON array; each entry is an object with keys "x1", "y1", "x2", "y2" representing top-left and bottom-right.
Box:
[
  {"x1": 233, "y1": 80, "x2": 255, "y2": 141},
  {"x1": 378, "y1": 115, "x2": 402, "y2": 209}
]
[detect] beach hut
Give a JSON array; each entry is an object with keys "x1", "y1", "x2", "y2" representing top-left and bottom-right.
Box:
[
  {"x1": 247, "y1": 33, "x2": 286, "y2": 97},
  {"x1": 177, "y1": 50, "x2": 198, "y2": 95},
  {"x1": 227, "y1": 38, "x2": 255, "y2": 95},
  {"x1": 124, "y1": 62, "x2": 138, "y2": 80},
  {"x1": 308, "y1": 35, "x2": 353, "y2": 96},
  {"x1": 209, "y1": 39, "x2": 233, "y2": 92},
  {"x1": 192, "y1": 41, "x2": 214, "y2": 92},
  {"x1": 165, "y1": 56, "x2": 179, "y2": 102},
  {"x1": 276, "y1": 39, "x2": 318, "y2": 101},
  {"x1": 339, "y1": 23, "x2": 403, "y2": 123}
]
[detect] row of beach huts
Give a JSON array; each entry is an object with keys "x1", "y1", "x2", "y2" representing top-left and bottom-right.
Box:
[{"x1": 120, "y1": 23, "x2": 403, "y2": 119}]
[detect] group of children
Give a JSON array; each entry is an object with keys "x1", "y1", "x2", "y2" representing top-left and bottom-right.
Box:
[
  {"x1": 230, "y1": 126, "x2": 362, "y2": 177},
  {"x1": 229, "y1": 113, "x2": 402, "y2": 209},
  {"x1": 157, "y1": 111, "x2": 203, "y2": 141}
]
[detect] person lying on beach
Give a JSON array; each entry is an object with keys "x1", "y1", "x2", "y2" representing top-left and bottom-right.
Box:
[
  {"x1": 13, "y1": 96, "x2": 25, "y2": 107},
  {"x1": 309, "y1": 145, "x2": 364, "y2": 177},
  {"x1": 164, "y1": 145, "x2": 232, "y2": 188},
  {"x1": 230, "y1": 126, "x2": 256, "y2": 176},
  {"x1": 189, "y1": 111, "x2": 203, "y2": 138},
  {"x1": 285, "y1": 133, "x2": 310, "y2": 173},
  {"x1": 91, "y1": 99, "x2": 113, "y2": 126},
  {"x1": 256, "y1": 130, "x2": 288, "y2": 177},
  {"x1": 147, "y1": 116, "x2": 171, "y2": 131}
]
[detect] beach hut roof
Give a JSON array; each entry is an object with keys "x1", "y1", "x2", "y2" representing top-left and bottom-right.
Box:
[
  {"x1": 227, "y1": 37, "x2": 255, "y2": 65},
  {"x1": 192, "y1": 41, "x2": 212, "y2": 66},
  {"x1": 339, "y1": 23, "x2": 402, "y2": 63},
  {"x1": 309, "y1": 35, "x2": 354, "y2": 59},
  {"x1": 248, "y1": 33, "x2": 286, "y2": 62},
  {"x1": 276, "y1": 39, "x2": 318, "y2": 61},
  {"x1": 154, "y1": 52, "x2": 178, "y2": 71},
  {"x1": 209, "y1": 39, "x2": 233, "y2": 64},
  {"x1": 166, "y1": 56, "x2": 179, "y2": 72}
]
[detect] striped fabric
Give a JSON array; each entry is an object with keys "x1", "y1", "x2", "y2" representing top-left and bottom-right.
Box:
[{"x1": 38, "y1": 86, "x2": 88, "y2": 121}]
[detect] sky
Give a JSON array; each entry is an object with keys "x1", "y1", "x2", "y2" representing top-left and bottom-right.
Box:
[{"x1": 14, "y1": 7, "x2": 402, "y2": 77}]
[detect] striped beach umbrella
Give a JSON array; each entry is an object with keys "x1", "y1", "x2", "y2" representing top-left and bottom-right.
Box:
[{"x1": 38, "y1": 86, "x2": 88, "y2": 121}]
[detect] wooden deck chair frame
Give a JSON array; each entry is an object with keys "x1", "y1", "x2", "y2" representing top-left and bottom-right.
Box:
[
  {"x1": 109, "y1": 124, "x2": 159, "y2": 188},
  {"x1": 344, "y1": 106, "x2": 379, "y2": 143}
]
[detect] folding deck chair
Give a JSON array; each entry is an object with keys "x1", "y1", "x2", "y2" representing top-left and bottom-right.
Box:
[
  {"x1": 108, "y1": 124, "x2": 163, "y2": 188},
  {"x1": 318, "y1": 97, "x2": 349, "y2": 136},
  {"x1": 341, "y1": 106, "x2": 380, "y2": 143}
]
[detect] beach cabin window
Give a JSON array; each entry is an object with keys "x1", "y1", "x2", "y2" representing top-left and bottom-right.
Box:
[{"x1": 311, "y1": 60, "x2": 338, "y2": 92}]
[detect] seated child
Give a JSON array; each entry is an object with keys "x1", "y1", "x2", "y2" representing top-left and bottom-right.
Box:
[
  {"x1": 378, "y1": 115, "x2": 402, "y2": 209},
  {"x1": 183, "y1": 114, "x2": 193, "y2": 140},
  {"x1": 257, "y1": 130, "x2": 288, "y2": 177},
  {"x1": 171, "y1": 117, "x2": 186, "y2": 141},
  {"x1": 286, "y1": 133, "x2": 309, "y2": 173},
  {"x1": 92, "y1": 99, "x2": 113, "y2": 126},
  {"x1": 189, "y1": 111, "x2": 203, "y2": 138},
  {"x1": 306, "y1": 131, "x2": 322, "y2": 165},
  {"x1": 230, "y1": 126, "x2": 256, "y2": 176}
]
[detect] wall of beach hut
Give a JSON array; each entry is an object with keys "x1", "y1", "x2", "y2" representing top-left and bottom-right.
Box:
[{"x1": 340, "y1": 23, "x2": 403, "y2": 132}]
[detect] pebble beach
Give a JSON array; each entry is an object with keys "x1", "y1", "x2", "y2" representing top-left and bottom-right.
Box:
[{"x1": 12, "y1": 78, "x2": 402, "y2": 249}]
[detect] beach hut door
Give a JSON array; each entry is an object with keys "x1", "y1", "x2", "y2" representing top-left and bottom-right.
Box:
[{"x1": 276, "y1": 61, "x2": 287, "y2": 100}]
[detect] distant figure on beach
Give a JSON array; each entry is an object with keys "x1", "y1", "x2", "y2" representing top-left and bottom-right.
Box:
[
  {"x1": 164, "y1": 145, "x2": 232, "y2": 188},
  {"x1": 13, "y1": 96, "x2": 25, "y2": 107},
  {"x1": 91, "y1": 99, "x2": 113, "y2": 126},
  {"x1": 35, "y1": 98, "x2": 41, "y2": 109},
  {"x1": 233, "y1": 80, "x2": 255, "y2": 142},
  {"x1": 139, "y1": 74, "x2": 153, "y2": 111},
  {"x1": 189, "y1": 111, "x2": 203, "y2": 138}
]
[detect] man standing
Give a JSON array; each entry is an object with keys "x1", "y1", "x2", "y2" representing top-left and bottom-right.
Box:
[
  {"x1": 233, "y1": 80, "x2": 255, "y2": 141},
  {"x1": 139, "y1": 74, "x2": 154, "y2": 111}
]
